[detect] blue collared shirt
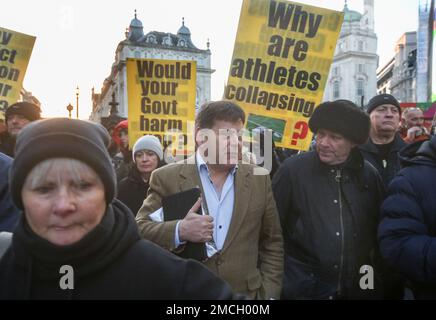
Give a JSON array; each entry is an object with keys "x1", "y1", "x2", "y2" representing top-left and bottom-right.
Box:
[{"x1": 175, "y1": 152, "x2": 237, "y2": 255}]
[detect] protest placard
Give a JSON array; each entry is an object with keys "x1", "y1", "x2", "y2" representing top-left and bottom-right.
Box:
[
  {"x1": 0, "y1": 27, "x2": 36, "y2": 119},
  {"x1": 225, "y1": 0, "x2": 343, "y2": 150},
  {"x1": 126, "y1": 58, "x2": 196, "y2": 156}
]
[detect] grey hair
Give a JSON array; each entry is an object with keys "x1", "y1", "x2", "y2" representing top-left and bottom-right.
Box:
[
  {"x1": 24, "y1": 158, "x2": 101, "y2": 190},
  {"x1": 402, "y1": 107, "x2": 423, "y2": 119}
]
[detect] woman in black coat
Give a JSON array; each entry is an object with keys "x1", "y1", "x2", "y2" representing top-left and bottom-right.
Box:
[
  {"x1": 0, "y1": 118, "x2": 234, "y2": 300},
  {"x1": 118, "y1": 135, "x2": 164, "y2": 216}
]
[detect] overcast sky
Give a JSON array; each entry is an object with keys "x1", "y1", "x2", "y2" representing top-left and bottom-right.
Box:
[{"x1": 0, "y1": 0, "x2": 420, "y2": 118}]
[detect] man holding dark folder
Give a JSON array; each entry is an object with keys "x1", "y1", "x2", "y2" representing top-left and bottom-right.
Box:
[{"x1": 136, "y1": 101, "x2": 283, "y2": 299}]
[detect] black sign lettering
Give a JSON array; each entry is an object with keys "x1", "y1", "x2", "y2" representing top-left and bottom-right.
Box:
[
  {"x1": 268, "y1": 1, "x2": 323, "y2": 38},
  {"x1": 136, "y1": 60, "x2": 191, "y2": 79},
  {"x1": 0, "y1": 31, "x2": 12, "y2": 45}
]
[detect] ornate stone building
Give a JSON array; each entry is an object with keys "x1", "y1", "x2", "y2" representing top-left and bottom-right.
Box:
[
  {"x1": 323, "y1": 0, "x2": 378, "y2": 107},
  {"x1": 90, "y1": 12, "x2": 214, "y2": 122}
]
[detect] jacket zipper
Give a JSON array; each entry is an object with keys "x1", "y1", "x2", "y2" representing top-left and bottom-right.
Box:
[{"x1": 336, "y1": 169, "x2": 345, "y2": 296}]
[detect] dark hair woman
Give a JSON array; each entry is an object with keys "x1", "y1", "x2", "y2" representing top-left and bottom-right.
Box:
[{"x1": 118, "y1": 135, "x2": 164, "y2": 216}]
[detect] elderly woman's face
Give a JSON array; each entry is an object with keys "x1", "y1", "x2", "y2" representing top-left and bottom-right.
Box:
[{"x1": 21, "y1": 159, "x2": 106, "y2": 246}]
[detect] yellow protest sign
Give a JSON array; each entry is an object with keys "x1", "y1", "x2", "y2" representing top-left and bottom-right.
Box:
[
  {"x1": 225, "y1": 0, "x2": 343, "y2": 150},
  {"x1": 126, "y1": 58, "x2": 196, "y2": 155},
  {"x1": 0, "y1": 27, "x2": 36, "y2": 119}
]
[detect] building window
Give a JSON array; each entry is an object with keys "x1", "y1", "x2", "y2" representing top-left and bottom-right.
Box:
[
  {"x1": 162, "y1": 35, "x2": 173, "y2": 46},
  {"x1": 358, "y1": 41, "x2": 364, "y2": 51},
  {"x1": 333, "y1": 81, "x2": 340, "y2": 99},
  {"x1": 333, "y1": 66, "x2": 340, "y2": 76},
  {"x1": 357, "y1": 64, "x2": 365, "y2": 73},
  {"x1": 146, "y1": 34, "x2": 157, "y2": 44},
  {"x1": 356, "y1": 79, "x2": 365, "y2": 97},
  {"x1": 177, "y1": 39, "x2": 187, "y2": 47}
]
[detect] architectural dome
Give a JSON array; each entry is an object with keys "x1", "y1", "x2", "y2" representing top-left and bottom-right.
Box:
[
  {"x1": 344, "y1": 10, "x2": 362, "y2": 22},
  {"x1": 343, "y1": 1, "x2": 362, "y2": 22},
  {"x1": 130, "y1": 17, "x2": 143, "y2": 28},
  {"x1": 177, "y1": 18, "x2": 191, "y2": 36},
  {"x1": 130, "y1": 10, "x2": 143, "y2": 28},
  {"x1": 128, "y1": 10, "x2": 144, "y2": 42}
]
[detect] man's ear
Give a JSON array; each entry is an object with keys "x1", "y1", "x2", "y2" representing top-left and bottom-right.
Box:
[
  {"x1": 194, "y1": 126, "x2": 202, "y2": 147},
  {"x1": 400, "y1": 115, "x2": 407, "y2": 125}
]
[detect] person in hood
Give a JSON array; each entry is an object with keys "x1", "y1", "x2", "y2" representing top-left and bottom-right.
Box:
[
  {"x1": 118, "y1": 135, "x2": 164, "y2": 216},
  {"x1": 378, "y1": 136, "x2": 436, "y2": 299},
  {"x1": 0, "y1": 118, "x2": 235, "y2": 300},
  {"x1": 111, "y1": 119, "x2": 131, "y2": 182}
]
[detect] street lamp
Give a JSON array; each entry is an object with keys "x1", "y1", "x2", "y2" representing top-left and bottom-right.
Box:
[
  {"x1": 66, "y1": 103, "x2": 73, "y2": 119},
  {"x1": 76, "y1": 86, "x2": 79, "y2": 119}
]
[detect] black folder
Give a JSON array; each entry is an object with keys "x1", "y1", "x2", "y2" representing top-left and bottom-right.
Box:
[{"x1": 162, "y1": 187, "x2": 207, "y2": 261}]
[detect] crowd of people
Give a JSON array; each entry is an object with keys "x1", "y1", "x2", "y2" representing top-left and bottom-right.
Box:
[{"x1": 0, "y1": 94, "x2": 435, "y2": 300}]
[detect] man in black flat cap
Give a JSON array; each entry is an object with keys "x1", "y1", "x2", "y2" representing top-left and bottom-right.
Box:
[
  {"x1": 0, "y1": 102, "x2": 41, "y2": 157},
  {"x1": 273, "y1": 100, "x2": 386, "y2": 300}
]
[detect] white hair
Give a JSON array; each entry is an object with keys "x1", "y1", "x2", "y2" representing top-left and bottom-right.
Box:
[
  {"x1": 24, "y1": 158, "x2": 101, "y2": 190},
  {"x1": 402, "y1": 107, "x2": 422, "y2": 120}
]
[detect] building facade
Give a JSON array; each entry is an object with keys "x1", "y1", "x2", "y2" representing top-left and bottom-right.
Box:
[
  {"x1": 90, "y1": 13, "x2": 214, "y2": 121},
  {"x1": 323, "y1": 0, "x2": 378, "y2": 107},
  {"x1": 376, "y1": 57, "x2": 394, "y2": 95},
  {"x1": 416, "y1": 0, "x2": 434, "y2": 102},
  {"x1": 388, "y1": 32, "x2": 417, "y2": 102}
]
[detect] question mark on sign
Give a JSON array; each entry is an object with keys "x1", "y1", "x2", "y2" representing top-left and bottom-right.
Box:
[{"x1": 290, "y1": 121, "x2": 309, "y2": 145}]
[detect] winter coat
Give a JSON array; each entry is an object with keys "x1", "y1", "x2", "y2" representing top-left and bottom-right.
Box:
[
  {"x1": 0, "y1": 152, "x2": 20, "y2": 232},
  {"x1": 0, "y1": 131, "x2": 15, "y2": 158},
  {"x1": 118, "y1": 165, "x2": 150, "y2": 216},
  {"x1": 378, "y1": 137, "x2": 436, "y2": 299},
  {"x1": 0, "y1": 199, "x2": 234, "y2": 299},
  {"x1": 358, "y1": 134, "x2": 406, "y2": 188},
  {"x1": 272, "y1": 149, "x2": 385, "y2": 299}
]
